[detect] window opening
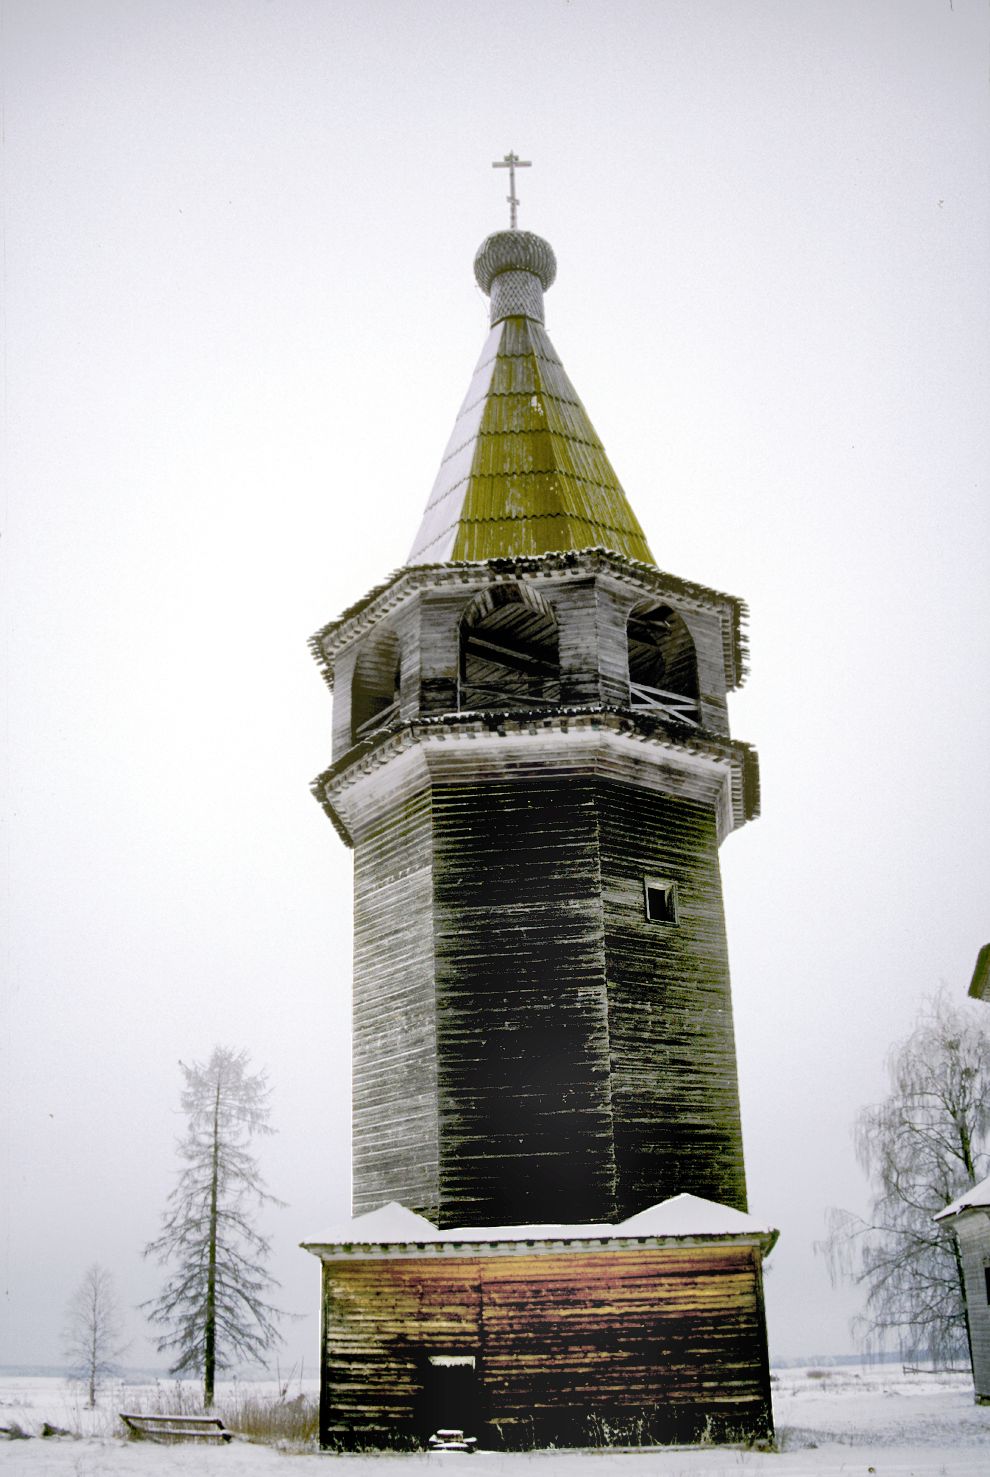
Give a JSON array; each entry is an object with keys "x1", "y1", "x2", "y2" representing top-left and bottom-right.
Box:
[{"x1": 644, "y1": 876, "x2": 679, "y2": 924}]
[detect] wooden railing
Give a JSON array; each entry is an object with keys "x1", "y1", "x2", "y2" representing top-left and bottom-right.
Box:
[
  {"x1": 354, "y1": 699, "x2": 400, "y2": 740},
  {"x1": 628, "y1": 681, "x2": 699, "y2": 726},
  {"x1": 354, "y1": 685, "x2": 700, "y2": 731},
  {"x1": 459, "y1": 684, "x2": 561, "y2": 711}
]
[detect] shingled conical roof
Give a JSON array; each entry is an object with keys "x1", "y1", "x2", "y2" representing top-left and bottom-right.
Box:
[{"x1": 407, "y1": 230, "x2": 655, "y2": 566}]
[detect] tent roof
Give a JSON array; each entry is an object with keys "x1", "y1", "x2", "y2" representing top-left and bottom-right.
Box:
[{"x1": 406, "y1": 231, "x2": 655, "y2": 567}]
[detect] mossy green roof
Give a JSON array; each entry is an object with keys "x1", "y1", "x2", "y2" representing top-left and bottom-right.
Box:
[{"x1": 407, "y1": 315, "x2": 655, "y2": 566}]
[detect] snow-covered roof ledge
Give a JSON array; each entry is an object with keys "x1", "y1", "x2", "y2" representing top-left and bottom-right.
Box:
[
  {"x1": 301, "y1": 1193, "x2": 779, "y2": 1260},
  {"x1": 935, "y1": 1175, "x2": 990, "y2": 1222}
]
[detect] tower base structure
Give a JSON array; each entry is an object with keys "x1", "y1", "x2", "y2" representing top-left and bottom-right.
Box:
[{"x1": 302, "y1": 1196, "x2": 777, "y2": 1451}]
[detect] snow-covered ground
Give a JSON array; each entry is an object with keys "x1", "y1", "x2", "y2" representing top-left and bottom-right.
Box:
[{"x1": 2, "y1": 1367, "x2": 989, "y2": 1474}]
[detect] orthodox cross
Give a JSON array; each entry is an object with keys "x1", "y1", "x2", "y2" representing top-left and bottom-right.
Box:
[{"x1": 492, "y1": 151, "x2": 531, "y2": 229}]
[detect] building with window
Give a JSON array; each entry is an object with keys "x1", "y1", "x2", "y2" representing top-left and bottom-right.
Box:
[
  {"x1": 304, "y1": 223, "x2": 776, "y2": 1449},
  {"x1": 936, "y1": 1173, "x2": 990, "y2": 1403}
]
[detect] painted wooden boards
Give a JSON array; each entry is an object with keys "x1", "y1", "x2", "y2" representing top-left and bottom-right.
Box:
[{"x1": 319, "y1": 1243, "x2": 773, "y2": 1448}]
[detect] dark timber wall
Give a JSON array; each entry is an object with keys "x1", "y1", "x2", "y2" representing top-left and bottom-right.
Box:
[
  {"x1": 351, "y1": 767, "x2": 746, "y2": 1225},
  {"x1": 599, "y1": 785, "x2": 747, "y2": 1214},
  {"x1": 319, "y1": 1245, "x2": 774, "y2": 1448},
  {"x1": 433, "y1": 775, "x2": 615, "y2": 1226}
]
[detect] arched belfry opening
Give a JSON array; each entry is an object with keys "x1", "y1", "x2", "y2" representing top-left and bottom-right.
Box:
[
  {"x1": 350, "y1": 630, "x2": 401, "y2": 744},
  {"x1": 459, "y1": 583, "x2": 560, "y2": 713},
  {"x1": 627, "y1": 601, "x2": 700, "y2": 726}
]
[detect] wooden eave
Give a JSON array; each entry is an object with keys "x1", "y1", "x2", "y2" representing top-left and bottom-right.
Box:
[
  {"x1": 309, "y1": 549, "x2": 749, "y2": 693},
  {"x1": 301, "y1": 1229, "x2": 778, "y2": 1261},
  {"x1": 302, "y1": 1233, "x2": 776, "y2": 1261},
  {"x1": 310, "y1": 706, "x2": 760, "y2": 848}
]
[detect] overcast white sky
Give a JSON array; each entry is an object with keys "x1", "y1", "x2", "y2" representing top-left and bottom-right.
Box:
[{"x1": 2, "y1": 0, "x2": 988, "y2": 1373}]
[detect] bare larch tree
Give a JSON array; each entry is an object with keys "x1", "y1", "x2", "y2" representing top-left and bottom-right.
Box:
[
  {"x1": 822, "y1": 992, "x2": 990, "y2": 1363},
  {"x1": 64, "y1": 1263, "x2": 126, "y2": 1407},
  {"x1": 144, "y1": 1046, "x2": 284, "y2": 1406}
]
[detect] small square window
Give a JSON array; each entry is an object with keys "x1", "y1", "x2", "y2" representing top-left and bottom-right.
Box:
[{"x1": 644, "y1": 876, "x2": 678, "y2": 924}]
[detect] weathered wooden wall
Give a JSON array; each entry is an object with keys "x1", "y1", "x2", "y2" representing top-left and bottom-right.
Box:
[
  {"x1": 955, "y1": 1216, "x2": 990, "y2": 1401},
  {"x1": 432, "y1": 774, "x2": 615, "y2": 1226},
  {"x1": 352, "y1": 784, "x2": 440, "y2": 1219},
  {"x1": 320, "y1": 1245, "x2": 774, "y2": 1448},
  {"x1": 336, "y1": 553, "x2": 753, "y2": 1235},
  {"x1": 349, "y1": 768, "x2": 746, "y2": 1226},
  {"x1": 599, "y1": 784, "x2": 747, "y2": 1214}
]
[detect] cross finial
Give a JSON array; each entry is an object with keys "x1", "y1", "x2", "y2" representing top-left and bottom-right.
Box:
[{"x1": 492, "y1": 150, "x2": 532, "y2": 230}]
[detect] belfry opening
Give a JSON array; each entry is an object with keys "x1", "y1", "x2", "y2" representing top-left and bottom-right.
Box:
[
  {"x1": 627, "y1": 600, "x2": 700, "y2": 724},
  {"x1": 303, "y1": 205, "x2": 776, "y2": 1450},
  {"x1": 459, "y1": 583, "x2": 560, "y2": 713}
]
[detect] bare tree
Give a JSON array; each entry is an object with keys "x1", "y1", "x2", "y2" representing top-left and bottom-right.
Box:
[
  {"x1": 821, "y1": 991, "x2": 990, "y2": 1363},
  {"x1": 64, "y1": 1264, "x2": 126, "y2": 1407},
  {"x1": 144, "y1": 1047, "x2": 284, "y2": 1406}
]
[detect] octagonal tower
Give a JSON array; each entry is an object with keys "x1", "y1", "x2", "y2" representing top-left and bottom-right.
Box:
[{"x1": 311, "y1": 228, "x2": 759, "y2": 1230}]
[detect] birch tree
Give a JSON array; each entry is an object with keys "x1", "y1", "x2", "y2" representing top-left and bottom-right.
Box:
[
  {"x1": 822, "y1": 992, "x2": 990, "y2": 1363},
  {"x1": 64, "y1": 1264, "x2": 126, "y2": 1407},
  {"x1": 144, "y1": 1047, "x2": 284, "y2": 1406}
]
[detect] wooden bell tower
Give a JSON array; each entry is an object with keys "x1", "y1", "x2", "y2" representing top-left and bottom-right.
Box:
[
  {"x1": 305, "y1": 214, "x2": 776, "y2": 1452},
  {"x1": 311, "y1": 227, "x2": 760, "y2": 1231}
]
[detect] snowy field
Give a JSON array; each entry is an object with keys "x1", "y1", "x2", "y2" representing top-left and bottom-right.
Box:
[{"x1": 2, "y1": 1367, "x2": 990, "y2": 1475}]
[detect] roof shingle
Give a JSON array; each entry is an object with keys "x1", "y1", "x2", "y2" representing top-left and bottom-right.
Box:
[{"x1": 407, "y1": 235, "x2": 655, "y2": 567}]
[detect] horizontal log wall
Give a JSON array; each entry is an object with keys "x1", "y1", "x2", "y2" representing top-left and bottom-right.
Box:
[
  {"x1": 432, "y1": 774, "x2": 616, "y2": 1226},
  {"x1": 321, "y1": 1257, "x2": 481, "y2": 1443},
  {"x1": 350, "y1": 766, "x2": 744, "y2": 1225},
  {"x1": 352, "y1": 784, "x2": 439, "y2": 1218},
  {"x1": 680, "y1": 607, "x2": 731, "y2": 736},
  {"x1": 955, "y1": 1217, "x2": 990, "y2": 1400},
  {"x1": 330, "y1": 646, "x2": 357, "y2": 762},
  {"x1": 598, "y1": 782, "x2": 747, "y2": 1213},
  {"x1": 551, "y1": 577, "x2": 603, "y2": 705},
  {"x1": 320, "y1": 1245, "x2": 773, "y2": 1448}
]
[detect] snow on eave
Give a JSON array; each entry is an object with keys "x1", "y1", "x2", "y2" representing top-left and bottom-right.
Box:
[
  {"x1": 301, "y1": 1201, "x2": 439, "y2": 1243},
  {"x1": 616, "y1": 1191, "x2": 774, "y2": 1239},
  {"x1": 935, "y1": 1175, "x2": 990, "y2": 1221},
  {"x1": 300, "y1": 1193, "x2": 779, "y2": 1257}
]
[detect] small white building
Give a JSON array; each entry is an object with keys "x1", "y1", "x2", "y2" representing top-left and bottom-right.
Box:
[{"x1": 936, "y1": 1175, "x2": 990, "y2": 1403}]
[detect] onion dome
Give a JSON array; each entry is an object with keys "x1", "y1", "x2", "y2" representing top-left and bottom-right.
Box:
[{"x1": 473, "y1": 230, "x2": 557, "y2": 326}]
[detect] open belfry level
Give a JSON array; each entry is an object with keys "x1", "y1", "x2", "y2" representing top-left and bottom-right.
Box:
[{"x1": 302, "y1": 215, "x2": 778, "y2": 1449}]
